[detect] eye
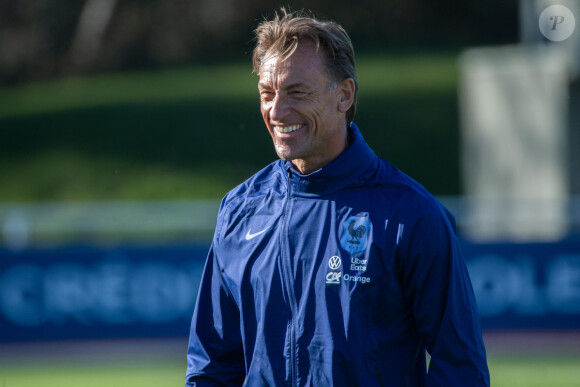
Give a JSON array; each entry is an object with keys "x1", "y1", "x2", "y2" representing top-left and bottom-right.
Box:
[
  {"x1": 290, "y1": 91, "x2": 306, "y2": 97},
  {"x1": 260, "y1": 91, "x2": 275, "y2": 101}
]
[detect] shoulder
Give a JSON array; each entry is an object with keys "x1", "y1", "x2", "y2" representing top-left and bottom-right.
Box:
[
  {"x1": 367, "y1": 160, "x2": 461, "y2": 265},
  {"x1": 222, "y1": 160, "x2": 285, "y2": 205},
  {"x1": 371, "y1": 158, "x2": 455, "y2": 229},
  {"x1": 214, "y1": 160, "x2": 285, "y2": 233}
]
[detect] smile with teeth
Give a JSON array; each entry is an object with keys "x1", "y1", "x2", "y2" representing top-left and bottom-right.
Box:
[{"x1": 274, "y1": 124, "x2": 304, "y2": 133}]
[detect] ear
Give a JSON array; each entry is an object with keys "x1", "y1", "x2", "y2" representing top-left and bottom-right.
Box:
[{"x1": 336, "y1": 78, "x2": 355, "y2": 114}]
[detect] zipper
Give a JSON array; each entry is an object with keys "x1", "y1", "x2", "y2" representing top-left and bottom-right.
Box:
[{"x1": 281, "y1": 168, "x2": 298, "y2": 386}]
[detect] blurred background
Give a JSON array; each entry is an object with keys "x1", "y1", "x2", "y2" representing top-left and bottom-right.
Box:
[{"x1": 1, "y1": 0, "x2": 579, "y2": 386}]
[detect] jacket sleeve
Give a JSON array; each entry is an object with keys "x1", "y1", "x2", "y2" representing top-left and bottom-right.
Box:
[
  {"x1": 402, "y1": 203, "x2": 490, "y2": 386},
  {"x1": 185, "y1": 243, "x2": 246, "y2": 386}
]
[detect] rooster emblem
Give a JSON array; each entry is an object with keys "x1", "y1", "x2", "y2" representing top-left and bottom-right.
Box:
[
  {"x1": 347, "y1": 220, "x2": 366, "y2": 245},
  {"x1": 340, "y1": 214, "x2": 371, "y2": 254}
]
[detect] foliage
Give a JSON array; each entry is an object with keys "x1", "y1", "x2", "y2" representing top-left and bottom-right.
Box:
[
  {"x1": 0, "y1": 52, "x2": 460, "y2": 202},
  {"x1": 0, "y1": 0, "x2": 518, "y2": 84}
]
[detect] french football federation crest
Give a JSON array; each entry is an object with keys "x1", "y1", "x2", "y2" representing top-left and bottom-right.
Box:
[{"x1": 340, "y1": 214, "x2": 372, "y2": 254}]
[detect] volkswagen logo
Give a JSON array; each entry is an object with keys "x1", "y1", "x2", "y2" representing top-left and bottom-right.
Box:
[{"x1": 328, "y1": 256, "x2": 342, "y2": 270}]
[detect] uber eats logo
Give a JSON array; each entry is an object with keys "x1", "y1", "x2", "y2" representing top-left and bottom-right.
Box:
[
  {"x1": 327, "y1": 213, "x2": 374, "y2": 285},
  {"x1": 325, "y1": 254, "x2": 371, "y2": 285}
]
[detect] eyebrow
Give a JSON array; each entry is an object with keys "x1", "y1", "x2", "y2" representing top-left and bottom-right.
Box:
[
  {"x1": 257, "y1": 82, "x2": 271, "y2": 90},
  {"x1": 258, "y1": 81, "x2": 309, "y2": 91}
]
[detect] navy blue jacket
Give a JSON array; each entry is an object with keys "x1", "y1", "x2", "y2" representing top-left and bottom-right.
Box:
[{"x1": 186, "y1": 123, "x2": 489, "y2": 386}]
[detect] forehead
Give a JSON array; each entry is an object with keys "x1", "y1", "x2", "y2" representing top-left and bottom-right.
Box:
[{"x1": 259, "y1": 42, "x2": 329, "y2": 87}]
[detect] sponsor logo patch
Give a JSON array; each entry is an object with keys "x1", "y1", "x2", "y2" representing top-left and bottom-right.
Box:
[
  {"x1": 340, "y1": 214, "x2": 372, "y2": 254},
  {"x1": 326, "y1": 271, "x2": 341, "y2": 284},
  {"x1": 328, "y1": 255, "x2": 341, "y2": 270}
]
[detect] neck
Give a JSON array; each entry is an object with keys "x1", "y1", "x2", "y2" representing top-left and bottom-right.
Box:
[{"x1": 290, "y1": 125, "x2": 349, "y2": 174}]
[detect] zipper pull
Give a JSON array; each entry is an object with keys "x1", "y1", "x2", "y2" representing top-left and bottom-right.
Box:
[{"x1": 287, "y1": 168, "x2": 292, "y2": 179}]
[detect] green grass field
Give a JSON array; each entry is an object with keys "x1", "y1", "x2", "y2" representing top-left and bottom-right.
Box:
[
  {"x1": 488, "y1": 356, "x2": 580, "y2": 387},
  {"x1": 0, "y1": 52, "x2": 461, "y2": 203},
  {"x1": 1, "y1": 356, "x2": 579, "y2": 386},
  {"x1": 0, "y1": 363, "x2": 186, "y2": 387}
]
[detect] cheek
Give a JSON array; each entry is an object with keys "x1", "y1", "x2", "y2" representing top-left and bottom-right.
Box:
[
  {"x1": 260, "y1": 106, "x2": 276, "y2": 137},
  {"x1": 260, "y1": 104, "x2": 269, "y2": 120},
  {"x1": 306, "y1": 95, "x2": 335, "y2": 117}
]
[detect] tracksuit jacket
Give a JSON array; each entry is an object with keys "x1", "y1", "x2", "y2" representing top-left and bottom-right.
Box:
[{"x1": 186, "y1": 123, "x2": 490, "y2": 386}]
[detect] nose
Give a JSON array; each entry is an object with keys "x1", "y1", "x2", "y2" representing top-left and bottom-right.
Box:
[{"x1": 270, "y1": 94, "x2": 290, "y2": 122}]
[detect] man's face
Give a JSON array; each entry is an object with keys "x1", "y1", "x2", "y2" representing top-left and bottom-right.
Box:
[{"x1": 258, "y1": 41, "x2": 353, "y2": 174}]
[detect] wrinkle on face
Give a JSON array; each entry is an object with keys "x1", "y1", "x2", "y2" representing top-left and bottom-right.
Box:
[{"x1": 258, "y1": 41, "x2": 349, "y2": 174}]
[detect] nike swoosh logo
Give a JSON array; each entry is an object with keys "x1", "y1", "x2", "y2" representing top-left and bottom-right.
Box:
[{"x1": 245, "y1": 227, "x2": 269, "y2": 240}]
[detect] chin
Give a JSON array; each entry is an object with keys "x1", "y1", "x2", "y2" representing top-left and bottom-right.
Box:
[{"x1": 275, "y1": 148, "x2": 297, "y2": 162}]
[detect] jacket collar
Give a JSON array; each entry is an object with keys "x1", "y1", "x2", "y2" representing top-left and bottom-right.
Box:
[{"x1": 281, "y1": 122, "x2": 379, "y2": 197}]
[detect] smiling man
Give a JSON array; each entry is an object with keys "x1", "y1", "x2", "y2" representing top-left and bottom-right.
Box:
[
  {"x1": 186, "y1": 9, "x2": 490, "y2": 386},
  {"x1": 257, "y1": 39, "x2": 354, "y2": 174}
]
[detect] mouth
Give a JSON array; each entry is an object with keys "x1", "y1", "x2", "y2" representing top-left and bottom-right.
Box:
[{"x1": 273, "y1": 123, "x2": 305, "y2": 134}]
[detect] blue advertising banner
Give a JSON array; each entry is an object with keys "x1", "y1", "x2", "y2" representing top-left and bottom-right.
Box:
[
  {"x1": 0, "y1": 239, "x2": 579, "y2": 341},
  {"x1": 0, "y1": 245, "x2": 208, "y2": 342},
  {"x1": 461, "y1": 238, "x2": 580, "y2": 330}
]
